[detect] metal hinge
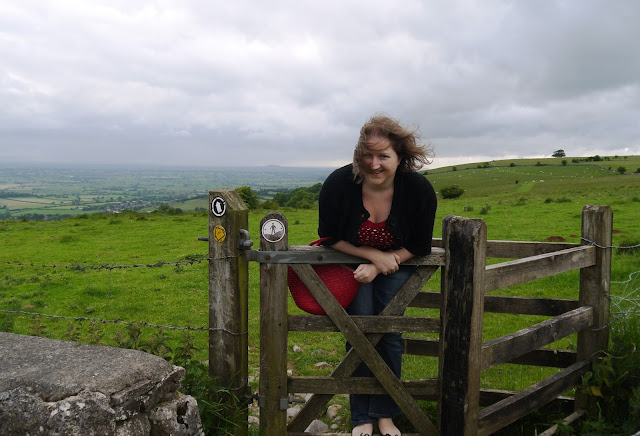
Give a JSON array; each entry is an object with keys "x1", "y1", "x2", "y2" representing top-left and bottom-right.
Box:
[{"x1": 257, "y1": 396, "x2": 305, "y2": 410}]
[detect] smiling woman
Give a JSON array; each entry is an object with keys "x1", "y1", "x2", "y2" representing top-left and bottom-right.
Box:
[{"x1": 317, "y1": 114, "x2": 438, "y2": 436}]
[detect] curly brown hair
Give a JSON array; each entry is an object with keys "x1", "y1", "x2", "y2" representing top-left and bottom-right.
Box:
[{"x1": 352, "y1": 114, "x2": 433, "y2": 182}]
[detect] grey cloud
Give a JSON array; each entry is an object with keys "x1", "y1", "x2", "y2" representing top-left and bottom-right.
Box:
[{"x1": 1, "y1": 0, "x2": 639, "y2": 168}]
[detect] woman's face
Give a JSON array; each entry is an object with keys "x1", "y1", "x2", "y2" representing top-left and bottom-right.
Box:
[{"x1": 360, "y1": 136, "x2": 400, "y2": 188}]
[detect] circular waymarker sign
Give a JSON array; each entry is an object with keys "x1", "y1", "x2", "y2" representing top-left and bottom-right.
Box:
[
  {"x1": 211, "y1": 196, "x2": 227, "y2": 217},
  {"x1": 213, "y1": 225, "x2": 227, "y2": 243},
  {"x1": 261, "y1": 219, "x2": 285, "y2": 243}
]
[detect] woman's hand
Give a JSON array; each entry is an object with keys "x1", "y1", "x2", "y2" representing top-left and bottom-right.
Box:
[
  {"x1": 353, "y1": 251, "x2": 401, "y2": 283},
  {"x1": 328, "y1": 241, "x2": 410, "y2": 282},
  {"x1": 369, "y1": 250, "x2": 401, "y2": 275},
  {"x1": 353, "y1": 263, "x2": 380, "y2": 283}
]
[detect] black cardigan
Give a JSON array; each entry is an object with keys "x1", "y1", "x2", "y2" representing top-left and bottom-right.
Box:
[{"x1": 318, "y1": 164, "x2": 437, "y2": 256}]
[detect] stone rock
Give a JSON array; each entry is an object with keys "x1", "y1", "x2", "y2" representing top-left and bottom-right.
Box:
[
  {"x1": 148, "y1": 394, "x2": 203, "y2": 436},
  {"x1": 326, "y1": 404, "x2": 342, "y2": 419},
  {"x1": 116, "y1": 414, "x2": 151, "y2": 436},
  {"x1": 0, "y1": 387, "x2": 116, "y2": 436},
  {"x1": 287, "y1": 404, "x2": 302, "y2": 420},
  {"x1": 0, "y1": 332, "x2": 203, "y2": 436},
  {"x1": 0, "y1": 332, "x2": 179, "y2": 402},
  {"x1": 305, "y1": 419, "x2": 329, "y2": 433},
  {"x1": 293, "y1": 345, "x2": 302, "y2": 352},
  {"x1": 315, "y1": 361, "x2": 331, "y2": 368}
]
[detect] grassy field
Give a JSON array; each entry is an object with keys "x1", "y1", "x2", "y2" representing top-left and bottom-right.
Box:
[{"x1": 1, "y1": 159, "x2": 639, "y2": 434}]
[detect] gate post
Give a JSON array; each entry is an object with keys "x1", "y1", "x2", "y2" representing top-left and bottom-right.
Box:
[
  {"x1": 439, "y1": 215, "x2": 487, "y2": 436},
  {"x1": 258, "y1": 212, "x2": 289, "y2": 435},
  {"x1": 208, "y1": 190, "x2": 249, "y2": 435},
  {"x1": 576, "y1": 205, "x2": 612, "y2": 411}
]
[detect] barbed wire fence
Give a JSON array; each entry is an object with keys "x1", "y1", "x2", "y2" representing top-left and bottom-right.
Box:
[
  {"x1": 0, "y1": 252, "x2": 253, "y2": 392},
  {"x1": 1, "y1": 238, "x2": 639, "y2": 338},
  {"x1": 0, "y1": 253, "x2": 247, "y2": 336},
  {"x1": 580, "y1": 238, "x2": 640, "y2": 325}
]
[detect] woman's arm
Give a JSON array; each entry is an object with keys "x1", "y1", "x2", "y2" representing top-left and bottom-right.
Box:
[
  {"x1": 391, "y1": 247, "x2": 415, "y2": 264},
  {"x1": 331, "y1": 241, "x2": 415, "y2": 283},
  {"x1": 331, "y1": 240, "x2": 399, "y2": 273}
]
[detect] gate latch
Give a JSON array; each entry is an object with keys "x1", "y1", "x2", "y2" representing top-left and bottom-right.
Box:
[
  {"x1": 280, "y1": 397, "x2": 305, "y2": 410},
  {"x1": 257, "y1": 396, "x2": 305, "y2": 410},
  {"x1": 238, "y1": 229, "x2": 253, "y2": 250}
]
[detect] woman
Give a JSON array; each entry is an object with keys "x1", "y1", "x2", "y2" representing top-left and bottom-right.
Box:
[{"x1": 318, "y1": 114, "x2": 437, "y2": 436}]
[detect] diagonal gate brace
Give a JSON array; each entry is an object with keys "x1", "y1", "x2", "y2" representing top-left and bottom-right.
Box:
[
  {"x1": 289, "y1": 264, "x2": 439, "y2": 436},
  {"x1": 288, "y1": 265, "x2": 439, "y2": 433}
]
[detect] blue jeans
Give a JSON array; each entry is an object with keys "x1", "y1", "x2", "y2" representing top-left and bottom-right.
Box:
[{"x1": 346, "y1": 265, "x2": 415, "y2": 427}]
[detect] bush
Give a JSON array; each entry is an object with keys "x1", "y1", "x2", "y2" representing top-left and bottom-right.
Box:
[
  {"x1": 235, "y1": 186, "x2": 260, "y2": 209},
  {"x1": 297, "y1": 199, "x2": 313, "y2": 209},
  {"x1": 272, "y1": 184, "x2": 321, "y2": 209},
  {"x1": 579, "y1": 315, "x2": 640, "y2": 434},
  {"x1": 260, "y1": 200, "x2": 279, "y2": 210},
  {"x1": 154, "y1": 204, "x2": 184, "y2": 215},
  {"x1": 544, "y1": 197, "x2": 571, "y2": 204},
  {"x1": 440, "y1": 185, "x2": 465, "y2": 199}
]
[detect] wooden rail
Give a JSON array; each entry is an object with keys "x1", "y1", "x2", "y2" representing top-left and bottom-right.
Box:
[
  {"x1": 247, "y1": 245, "x2": 445, "y2": 265},
  {"x1": 481, "y1": 306, "x2": 593, "y2": 371},
  {"x1": 208, "y1": 197, "x2": 612, "y2": 435},
  {"x1": 483, "y1": 245, "x2": 595, "y2": 293},
  {"x1": 477, "y1": 361, "x2": 591, "y2": 435}
]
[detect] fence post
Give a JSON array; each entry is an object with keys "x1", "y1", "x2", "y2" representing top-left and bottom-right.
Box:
[
  {"x1": 439, "y1": 215, "x2": 487, "y2": 436},
  {"x1": 258, "y1": 212, "x2": 289, "y2": 435},
  {"x1": 576, "y1": 205, "x2": 612, "y2": 411},
  {"x1": 208, "y1": 190, "x2": 249, "y2": 435}
]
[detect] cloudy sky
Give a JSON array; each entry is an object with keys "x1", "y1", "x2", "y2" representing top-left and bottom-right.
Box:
[{"x1": 2, "y1": 1, "x2": 639, "y2": 169}]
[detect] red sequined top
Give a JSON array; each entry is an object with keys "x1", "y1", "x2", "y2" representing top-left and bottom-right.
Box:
[{"x1": 357, "y1": 220, "x2": 394, "y2": 251}]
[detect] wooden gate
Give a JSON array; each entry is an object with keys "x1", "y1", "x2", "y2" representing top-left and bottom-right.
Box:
[
  {"x1": 253, "y1": 211, "x2": 443, "y2": 435},
  {"x1": 208, "y1": 192, "x2": 611, "y2": 435}
]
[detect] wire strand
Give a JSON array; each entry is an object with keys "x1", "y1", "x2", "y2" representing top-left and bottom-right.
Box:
[
  {"x1": 0, "y1": 309, "x2": 248, "y2": 335},
  {"x1": 580, "y1": 237, "x2": 640, "y2": 250},
  {"x1": 0, "y1": 253, "x2": 244, "y2": 270}
]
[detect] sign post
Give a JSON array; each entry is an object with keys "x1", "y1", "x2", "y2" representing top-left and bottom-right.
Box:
[{"x1": 208, "y1": 190, "x2": 249, "y2": 435}]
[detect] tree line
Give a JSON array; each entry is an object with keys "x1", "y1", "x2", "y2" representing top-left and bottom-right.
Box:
[{"x1": 235, "y1": 183, "x2": 322, "y2": 210}]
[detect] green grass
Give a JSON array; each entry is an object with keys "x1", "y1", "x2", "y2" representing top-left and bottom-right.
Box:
[{"x1": 1, "y1": 161, "x2": 639, "y2": 434}]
